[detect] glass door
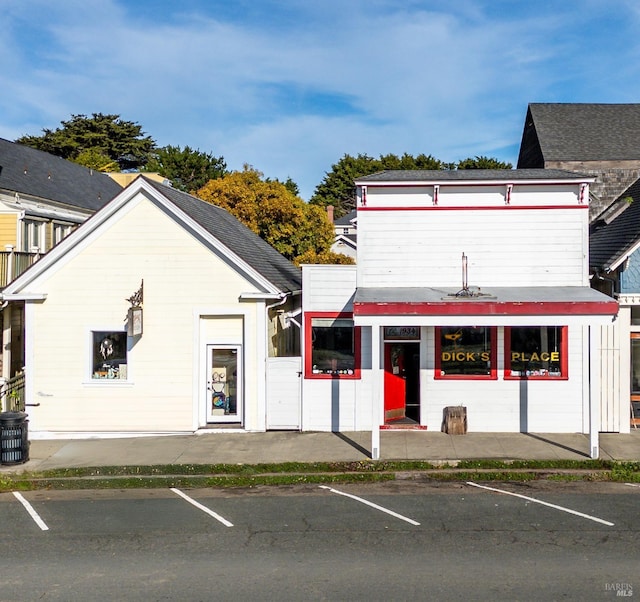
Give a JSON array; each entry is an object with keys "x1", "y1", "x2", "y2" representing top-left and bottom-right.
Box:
[{"x1": 206, "y1": 345, "x2": 242, "y2": 423}]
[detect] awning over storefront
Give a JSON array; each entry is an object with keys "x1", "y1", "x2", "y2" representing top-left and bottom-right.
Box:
[{"x1": 353, "y1": 286, "x2": 618, "y2": 326}]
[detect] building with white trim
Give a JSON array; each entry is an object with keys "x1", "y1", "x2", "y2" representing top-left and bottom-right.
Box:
[{"x1": 301, "y1": 169, "x2": 618, "y2": 458}]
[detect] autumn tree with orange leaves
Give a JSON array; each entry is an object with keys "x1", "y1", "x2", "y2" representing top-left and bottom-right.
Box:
[{"x1": 197, "y1": 165, "x2": 352, "y2": 265}]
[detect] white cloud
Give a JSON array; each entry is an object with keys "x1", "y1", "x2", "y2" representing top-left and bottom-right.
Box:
[{"x1": 3, "y1": 0, "x2": 640, "y2": 198}]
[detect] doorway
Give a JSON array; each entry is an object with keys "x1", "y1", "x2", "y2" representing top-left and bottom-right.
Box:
[
  {"x1": 206, "y1": 345, "x2": 242, "y2": 423},
  {"x1": 383, "y1": 342, "x2": 420, "y2": 424}
]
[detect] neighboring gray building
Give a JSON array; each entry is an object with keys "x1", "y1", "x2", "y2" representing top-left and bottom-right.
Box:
[
  {"x1": 521, "y1": 104, "x2": 640, "y2": 430},
  {"x1": 517, "y1": 103, "x2": 640, "y2": 221}
]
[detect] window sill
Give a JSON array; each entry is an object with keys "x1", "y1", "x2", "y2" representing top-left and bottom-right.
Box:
[
  {"x1": 435, "y1": 374, "x2": 497, "y2": 381},
  {"x1": 83, "y1": 380, "x2": 134, "y2": 387},
  {"x1": 306, "y1": 373, "x2": 360, "y2": 380},
  {"x1": 504, "y1": 375, "x2": 568, "y2": 381}
]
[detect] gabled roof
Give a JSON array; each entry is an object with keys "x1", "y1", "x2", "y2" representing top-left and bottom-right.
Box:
[
  {"x1": 355, "y1": 168, "x2": 590, "y2": 183},
  {"x1": 333, "y1": 233, "x2": 357, "y2": 250},
  {"x1": 143, "y1": 178, "x2": 301, "y2": 292},
  {"x1": 518, "y1": 103, "x2": 640, "y2": 166},
  {"x1": 589, "y1": 178, "x2": 640, "y2": 272},
  {"x1": 0, "y1": 137, "x2": 122, "y2": 211},
  {"x1": 3, "y1": 176, "x2": 301, "y2": 296},
  {"x1": 334, "y1": 210, "x2": 357, "y2": 226}
]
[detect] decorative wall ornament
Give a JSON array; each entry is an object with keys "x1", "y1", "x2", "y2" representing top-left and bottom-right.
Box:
[
  {"x1": 126, "y1": 280, "x2": 143, "y2": 308},
  {"x1": 126, "y1": 280, "x2": 143, "y2": 337}
]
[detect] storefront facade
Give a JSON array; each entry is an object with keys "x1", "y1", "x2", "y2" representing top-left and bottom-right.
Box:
[{"x1": 302, "y1": 170, "x2": 618, "y2": 457}]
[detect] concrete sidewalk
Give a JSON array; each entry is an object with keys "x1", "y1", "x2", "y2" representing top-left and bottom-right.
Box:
[{"x1": 2, "y1": 430, "x2": 639, "y2": 473}]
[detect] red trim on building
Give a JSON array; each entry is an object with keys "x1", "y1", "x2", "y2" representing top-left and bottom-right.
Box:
[
  {"x1": 356, "y1": 205, "x2": 589, "y2": 212},
  {"x1": 503, "y1": 326, "x2": 569, "y2": 381},
  {"x1": 434, "y1": 327, "x2": 498, "y2": 380},
  {"x1": 353, "y1": 300, "x2": 618, "y2": 316}
]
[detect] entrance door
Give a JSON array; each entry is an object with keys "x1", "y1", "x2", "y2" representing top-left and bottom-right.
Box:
[
  {"x1": 384, "y1": 342, "x2": 420, "y2": 424},
  {"x1": 206, "y1": 345, "x2": 242, "y2": 423}
]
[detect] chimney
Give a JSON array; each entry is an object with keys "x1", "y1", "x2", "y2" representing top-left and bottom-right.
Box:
[{"x1": 326, "y1": 205, "x2": 334, "y2": 223}]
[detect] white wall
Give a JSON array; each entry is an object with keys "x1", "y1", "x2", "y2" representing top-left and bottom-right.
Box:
[
  {"x1": 357, "y1": 208, "x2": 588, "y2": 288},
  {"x1": 302, "y1": 180, "x2": 599, "y2": 434},
  {"x1": 301, "y1": 264, "x2": 372, "y2": 430},
  {"x1": 24, "y1": 192, "x2": 263, "y2": 433},
  {"x1": 420, "y1": 326, "x2": 586, "y2": 433}
]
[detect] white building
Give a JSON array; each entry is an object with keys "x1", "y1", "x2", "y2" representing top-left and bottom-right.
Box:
[
  {"x1": 1, "y1": 168, "x2": 625, "y2": 459},
  {"x1": 302, "y1": 169, "x2": 618, "y2": 458},
  {"x1": 1, "y1": 176, "x2": 301, "y2": 434}
]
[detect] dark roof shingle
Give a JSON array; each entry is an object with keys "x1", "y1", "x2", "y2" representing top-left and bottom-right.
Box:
[
  {"x1": 0, "y1": 137, "x2": 122, "y2": 211},
  {"x1": 355, "y1": 168, "x2": 589, "y2": 182},
  {"x1": 589, "y1": 179, "x2": 640, "y2": 270},
  {"x1": 144, "y1": 177, "x2": 301, "y2": 293},
  {"x1": 521, "y1": 103, "x2": 640, "y2": 164}
]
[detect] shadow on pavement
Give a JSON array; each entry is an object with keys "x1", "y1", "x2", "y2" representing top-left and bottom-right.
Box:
[
  {"x1": 525, "y1": 433, "x2": 590, "y2": 459},
  {"x1": 333, "y1": 432, "x2": 371, "y2": 459}
]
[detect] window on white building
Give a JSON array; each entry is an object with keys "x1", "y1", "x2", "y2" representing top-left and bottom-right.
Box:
[
  {"x1": 436, "y1": 326, "x2": 496, "y2": 379},
  {"x1": 505, "y1": 326, "x2": 567, "y2": 379},
  {"x1": 92, "y1": 331, "x2": 128, "y2": 380},
  {"x1": 306, "y1": 314, "x2": 360, "y2": 378}
]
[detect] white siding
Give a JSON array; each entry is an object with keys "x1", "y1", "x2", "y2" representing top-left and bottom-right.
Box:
[
  {"x1": 363, "y1": 183, "x2": 581, "y2": 209},
  {"x1": 301, "y1": 264, "x2": 366, "y2": 431},
  {"x1": 419, "y1": 326, "x2": 585, "y2": 432},
  {"x1": 302, "y1": 264, "x2": 357, "y2": 312},
  {"x1": 299, "y1": 179, "x2": 604, "y2": 436},
  {"x1": 357, "y1": 208, "x2": 588, "y2": 288},
  {"x1": 598, "y1": 307, "x2": 630, "y2": 433},
  {"x1": 26, "y1": 192, "x2": 263, "y2": 433},
  {"x1": 266, "y1": 357, "x2": 301, "y2": 430}
]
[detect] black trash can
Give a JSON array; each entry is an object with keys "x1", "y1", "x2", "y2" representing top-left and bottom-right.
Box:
[{"x1": 0, "y1": 411, "x2": 29, "y2": 465}]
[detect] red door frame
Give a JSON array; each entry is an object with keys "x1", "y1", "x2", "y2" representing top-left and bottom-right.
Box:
[{"x1": 383, "y1": 342, "x2": 420, "y2": 424}]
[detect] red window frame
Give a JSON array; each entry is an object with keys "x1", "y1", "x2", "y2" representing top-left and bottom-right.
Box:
[
  {"x1": 504, "y1": 326, "x2": 568, "y2": 380},
  {"x1": 304, "y1": 312, "x2": 361, "y2": 379},
  {"x1": 435, "y1": 326, "x2": 497, "y2": 380}
]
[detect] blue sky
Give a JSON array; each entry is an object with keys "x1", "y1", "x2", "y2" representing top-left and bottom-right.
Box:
[{"x1": 2, "y1": 0, "x2": 640, "y2": 200}]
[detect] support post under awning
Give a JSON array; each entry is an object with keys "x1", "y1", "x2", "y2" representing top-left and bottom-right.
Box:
[{"x1": 371, "y1": 325, "x2": 381, "y2": 460}]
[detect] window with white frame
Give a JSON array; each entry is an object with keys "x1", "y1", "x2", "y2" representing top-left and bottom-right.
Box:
[
  {"x1": 92, "y1": 331, "x2": 128, "y2": 380},
  {"x1": 20, "y1": 218, "x2": 46, "y2": 252},
  {"x1": 53, "y1": 222, "x2": 74, "y2": 246}
]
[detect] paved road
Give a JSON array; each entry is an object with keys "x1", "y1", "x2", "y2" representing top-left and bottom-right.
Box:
[{"x1": 1, "y1": 481, "x2": 638, "y2": 601}]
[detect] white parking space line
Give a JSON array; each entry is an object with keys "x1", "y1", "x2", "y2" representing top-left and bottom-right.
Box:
[
  {"x1": 170, "y1": 488, "x2": 234, "y2": 527},
  {"x1": 319, "y1": 485, "x2": 420, "y2": 526},
  {"x1": 625, "y1": 483, "x2": 640, "y2": 488},
  {"x1": 466, "y1": 482, "x2": 615, "y2": 527},
  {"x1": 12, "y1": 492, "x2": 49, "y2": 531}
]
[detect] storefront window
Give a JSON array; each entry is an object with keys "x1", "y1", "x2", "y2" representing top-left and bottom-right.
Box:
[
  {"x1": 505, "y1": 326, "x2": 566, "y2": 379},
  {"x1": 306, "y1": 314, "x2": 359, "y2": 378},
  {"x1": 436, "y1": 327, "x2": 496, "y2": 379},
  {"x1": 92, "y1": 331, "x2": 128, "y2": 380}
]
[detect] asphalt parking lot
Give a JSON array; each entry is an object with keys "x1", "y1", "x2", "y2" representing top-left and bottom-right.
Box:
[{"x1": 1, "y1": 482, "x2": 638, "y2": 601}]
